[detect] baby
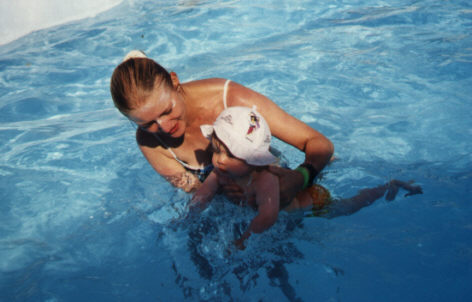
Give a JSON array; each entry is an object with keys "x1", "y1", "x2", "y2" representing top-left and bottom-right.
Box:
[{"x1": 189, "y1": 106, "x2": 422, "y2": 249}]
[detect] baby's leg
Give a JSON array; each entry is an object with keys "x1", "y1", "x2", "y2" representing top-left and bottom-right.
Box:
[
  {"x1": 285, "y1": 180, "x2": 423, "y2": 217},
  {"x1": 283, "y1": 191, "x2": 311, "y2": 212},
  {"x1": 333, "y1": 180, "x2": 423, "y2": 217},
  {"x1": 334, "y1": 183, "x2": 389, "y2": 215}
]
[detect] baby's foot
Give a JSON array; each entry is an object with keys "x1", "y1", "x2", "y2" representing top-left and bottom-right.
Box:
[
  {"x1": 387, "y1": 180, "x2": 423, "y2": 200},
  {"x1": 385, "y1": 180, "x2": 399, "y2": 201},
  {"x1": 399, "y1": 180, "x2": 423, "y2": 197}
]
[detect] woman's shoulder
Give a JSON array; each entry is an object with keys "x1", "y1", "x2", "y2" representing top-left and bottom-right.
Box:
[
  {"x1": 183, "y1": 77, "x2": 228, "y2": 89},
  {"x1": 184, "y1": 78, "x2": 265, "y2": 110},
  {"x1": 183, "y1": 78, "x2": 252, "y2": 96},
  {"x1": 183, "y1": 78, "x2": 229, "y2": 104}
]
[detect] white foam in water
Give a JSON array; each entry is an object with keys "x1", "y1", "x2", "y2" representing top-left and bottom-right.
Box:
[{"x1": 0, "y1": 0, "x2": 122, "y2": 45}]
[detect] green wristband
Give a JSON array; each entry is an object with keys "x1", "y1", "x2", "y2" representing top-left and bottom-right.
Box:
[{"x1": 295, "y1": 166, "x2": 310, "y2": 189}]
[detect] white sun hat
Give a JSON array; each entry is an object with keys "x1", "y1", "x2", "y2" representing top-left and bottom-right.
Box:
[{"x1": 201, "y1": 106, "x2": 277, "y2": 166}]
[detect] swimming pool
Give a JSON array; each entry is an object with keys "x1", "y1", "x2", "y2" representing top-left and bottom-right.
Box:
[{"x1": 1, "y1": 0, "x2": 471, "y2": 301}]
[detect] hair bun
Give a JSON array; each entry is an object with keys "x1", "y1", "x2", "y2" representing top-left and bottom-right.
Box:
[{"x1": 122, "y1": 50, "x2": 147, "y2": 62}]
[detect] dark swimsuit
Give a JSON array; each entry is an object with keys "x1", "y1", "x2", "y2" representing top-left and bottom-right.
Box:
[{"x1": 152, "y1": 133, "x2": 214, "y2": 182}]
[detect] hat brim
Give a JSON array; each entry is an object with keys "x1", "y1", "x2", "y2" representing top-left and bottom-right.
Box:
[
  {"x1": 200, "y1": 125, "x2": 214, "y2": 140},
  {"x1": 200, "y1": 124, "x2": 278, "y2": 166},
  {"x1": 245, "y1": 149, "x2": 278, "y2": 166}
]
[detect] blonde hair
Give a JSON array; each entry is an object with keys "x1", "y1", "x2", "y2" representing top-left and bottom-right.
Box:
[{"x1": 110, "y1": 57, "x2": 173, "y2": 115}]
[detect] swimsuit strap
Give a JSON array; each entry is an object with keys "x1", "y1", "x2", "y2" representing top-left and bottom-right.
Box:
[
  {"x1": 223, "y1": 79, "x2": 231, "y2": 109},
  {"x1": 169, "y1": 149, "x2": 199, "y2": 170}
]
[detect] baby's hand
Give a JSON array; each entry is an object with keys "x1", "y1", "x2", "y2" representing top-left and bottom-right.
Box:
[
  {"x1": 234, "y1": 237, "x2": 247, "y2": 250},
  {"x1": 223, "y1": 239, "x2": 244, "y2": 257}
]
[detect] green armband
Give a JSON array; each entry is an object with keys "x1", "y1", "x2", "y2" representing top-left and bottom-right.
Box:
[
  {"x1": 295, "y1": 166, "x2": 310, "y2": 189},
  {"x1": 295, "y1": 163, "x2": 319, "y2": 189}
]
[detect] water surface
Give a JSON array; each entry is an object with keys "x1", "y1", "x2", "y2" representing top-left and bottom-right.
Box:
[{"x1": 0, "y1": 0, "x2": 471, "y2": 301}]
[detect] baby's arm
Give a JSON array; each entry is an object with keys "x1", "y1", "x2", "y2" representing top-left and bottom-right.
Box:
[
  {"x1": 189, "y1": 171, "x2": 220, "y2": 212},
  {"x1": 235, "y1": 171, "x2": 280, "y2": 249}
]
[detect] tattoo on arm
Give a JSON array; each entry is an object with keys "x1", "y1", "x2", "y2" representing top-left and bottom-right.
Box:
[{"x1": 165, "y1": 172, "x2": 201, "y2": 192}]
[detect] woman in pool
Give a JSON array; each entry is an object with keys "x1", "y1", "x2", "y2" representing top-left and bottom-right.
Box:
[{"x1": 110, "y1": 50, "x2": 334, "y2": 200}]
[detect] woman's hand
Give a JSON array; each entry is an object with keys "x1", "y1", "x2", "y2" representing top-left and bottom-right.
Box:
[
  {"x1": 218, "y1": 173, "x2": 246, "y2": 204},
  {"x1": 221, "y1": 184, "x2": 245, "y2": 204}
]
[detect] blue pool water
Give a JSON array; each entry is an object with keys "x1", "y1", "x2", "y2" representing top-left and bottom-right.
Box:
[{"x1": 1, "y1": 0, "x2": 471, "y2": 301}]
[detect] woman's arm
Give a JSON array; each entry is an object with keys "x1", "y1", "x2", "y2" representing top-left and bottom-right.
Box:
[
  {"x1": 227, "y1": 81, "x2": 334, "y2": 172},
  {"x1": 137, "y1": 131, "x2": 202, "y2": 193},
  {"x1": 227, "y1": 81, "x2": 334, "y2": 200}
]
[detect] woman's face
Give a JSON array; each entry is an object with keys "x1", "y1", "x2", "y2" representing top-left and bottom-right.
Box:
[{"x1": 128, "y1": 81, "x2": 186, "y2": 138}]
